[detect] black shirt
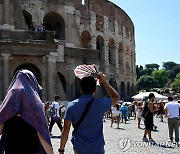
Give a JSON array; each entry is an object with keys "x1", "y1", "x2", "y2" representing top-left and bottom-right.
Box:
[{"x1": 3, "y1": 115, "x2": 39, "y2": 154}]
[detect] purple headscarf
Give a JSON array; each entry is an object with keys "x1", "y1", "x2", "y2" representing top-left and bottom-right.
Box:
[{"x1": 0, "y1": 70, "x2": 52, "y2": 153}]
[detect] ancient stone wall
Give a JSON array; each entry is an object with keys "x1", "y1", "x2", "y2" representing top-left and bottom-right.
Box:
[{"x1": 0, "y1": 0, "x2": 136, "y2": 101}]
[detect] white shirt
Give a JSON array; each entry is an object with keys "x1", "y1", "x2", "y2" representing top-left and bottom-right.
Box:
[
  {"x1": 111, "y1": 107, "x2": 119, "y2": 116},
  {"x1": 61, "y1": 106, "x2": 66, "y2": 113},
  {"x1": 164, "y1": 101, "x2": 180, "y2": 118},
  {"x1": 52, "y1": 101, "x2": 60, "y2": 117}
]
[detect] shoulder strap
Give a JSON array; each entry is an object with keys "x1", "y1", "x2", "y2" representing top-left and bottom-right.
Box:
[{"x1": 72, "y1": 98, "x2": 95, "y2": 136}]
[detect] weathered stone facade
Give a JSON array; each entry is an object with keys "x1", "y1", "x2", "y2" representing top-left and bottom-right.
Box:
[{"x1": 0, "y1": 0, "x2": 136, "y2": 101}]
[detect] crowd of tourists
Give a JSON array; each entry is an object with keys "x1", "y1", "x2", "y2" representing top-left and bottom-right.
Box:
[
  {"x1": 108, "y1": 95, "x2": 180, "y2": 144},
  {"x1": 0, "y1": 69, "x2": 179, "y2": 154}
]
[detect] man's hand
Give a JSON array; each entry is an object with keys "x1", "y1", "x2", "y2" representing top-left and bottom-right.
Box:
[{"x1": 98, "y1": 72, "x2": 107, "y2": 84}]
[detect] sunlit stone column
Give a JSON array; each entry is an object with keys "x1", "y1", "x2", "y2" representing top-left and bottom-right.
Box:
[
  {"x1": 3, "y1": 0, "x2": 10, "y2": 25},
  {"x1": 2, "y1": 54, "x2": 11, "y2": 97}
]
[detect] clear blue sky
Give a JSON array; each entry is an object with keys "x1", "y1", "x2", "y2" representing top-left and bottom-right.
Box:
[{"x1": 110, "y1": 0, "x2": 180, "y2": 67}]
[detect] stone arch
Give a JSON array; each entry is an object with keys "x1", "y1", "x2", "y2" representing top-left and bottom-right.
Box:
[
  {"x1": 43, "y1": 12, "x2": 65, "y2": 39},
  {"x1": 57, "y1": 72, "x2": 66, "y2": 93},
  {"x1": 96, "y1": 35, "x2": 104, "y2": 62},
  {"x1": 120, "y1": 81, "x2": 125, "y2": 101},
  {"x1": 96, "y1": 17, "x2": 104, "y2": 32},
  {"x1": 14, "y1": 63, "x2": 42, "y2": 85},
  {"x1": 108, "y1": 38, "x2": 115, "y2": 64},
  {"x1": 109, "y1": 78, "x2": 118, "y2": 91},
  {"x1": 81, "y1": 30, "x2": 91, "y2": 48},
  {"x1": 132, "y1": 83, "x2": 134, "y2": 96},
  {"x1": 22, "y1": 10, "x2": 32, "y2": 29},
  {"x1": 127, "y1": 82, "x2": 130, "y2": 101},
  {"x1": 75, "y1": 78, "x2": 81, "y2": 99}
]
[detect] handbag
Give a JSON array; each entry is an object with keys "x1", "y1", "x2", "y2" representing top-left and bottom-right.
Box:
[
  {"x1": 141, "y1": 110, "x2": 149, "y2": 121},
  {"x1": 72, "y1": 98, "x2": 94, "y2": 136}
]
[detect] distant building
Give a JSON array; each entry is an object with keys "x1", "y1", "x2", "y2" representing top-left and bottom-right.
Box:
[{"x1": 0, "y1": 0, "x2": 136, "y2": 101}]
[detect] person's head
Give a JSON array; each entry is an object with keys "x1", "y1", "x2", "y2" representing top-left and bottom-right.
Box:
[
  {"x1": 115, "y1": 103, "x2": 119, "y2": 110},
  {"x1": 134, "y1": 101, "x2": 137, "y2": 106},
  {"x1": 54, "y1": 95, "x2": 60, "y2": 101},
  {"x1": 80, "y1": 76, "x2": 96, "y2": 94},
  {"x1": 138, "y1": 102, "x2": 142, "y2": 106},
  {"x1": 149, "y1": 93, "x2": 155, "y2": 101},
  {"x1": 168, "y1": 96, "x2": 173, "y2": 102}
]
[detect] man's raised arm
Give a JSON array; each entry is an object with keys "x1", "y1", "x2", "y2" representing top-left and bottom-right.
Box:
[{"x1": 99, "y1": 73, "x2": 120, "y2": 106}]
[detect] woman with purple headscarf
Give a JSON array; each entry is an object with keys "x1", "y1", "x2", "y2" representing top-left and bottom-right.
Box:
[{"x1": 0, "y1": 70, "x2": 53, "y2": 154}]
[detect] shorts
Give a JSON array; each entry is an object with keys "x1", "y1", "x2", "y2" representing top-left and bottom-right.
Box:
[
  {"x1": 112, "y1": 113, "x2": 119, "y2": 117},
  {"x1": 122, "y1": 115, "x2": 127, "y2": 119},
  {"x1": 144, "y1": 120, "x2": 153, "y2": 131}
]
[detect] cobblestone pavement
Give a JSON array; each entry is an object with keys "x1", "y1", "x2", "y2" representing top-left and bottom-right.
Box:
[{"x1": 51, "y1": 116, "x2": 179, "y2": 154}]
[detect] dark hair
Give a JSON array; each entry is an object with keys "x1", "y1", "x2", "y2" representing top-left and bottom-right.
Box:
[
  {"x1": 138, "y1": 102, "x2": 142, "y2": 106},
  {"x1": 168, "y1": 96, "x2": 173, "y2": 101},
  {"x1": 54, "y1": 95, "x2": 60, "y2": 101},
  {"x1": 115, "y1": 104, "x2": 119, "y2": 111},
  {"x1": 80, "y1": 76, "x2": 96, "y2": 94},
  {"x1": 149, "y1": 93, "x2": 155, "y2": 99}
]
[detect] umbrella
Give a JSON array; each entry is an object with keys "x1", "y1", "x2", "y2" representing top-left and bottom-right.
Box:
[{"x1": 132, "y1": 92, "x2": 167, "y2": 101}]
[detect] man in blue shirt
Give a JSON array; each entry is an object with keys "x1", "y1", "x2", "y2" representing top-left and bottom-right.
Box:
[{"x1": 59, "y1": 73, "x2": 120, "y2": 154}]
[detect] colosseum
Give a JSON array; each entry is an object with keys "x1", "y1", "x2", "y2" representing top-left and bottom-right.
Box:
[{"x1": 0, "y1": 0, "x2": 136, "y2": 102}]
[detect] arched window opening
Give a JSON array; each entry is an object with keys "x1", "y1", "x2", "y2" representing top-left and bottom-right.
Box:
[
  {"x1": 96, "y1": 35, "x2": 104, "y2": 62},
  {"x1": 109, "y1": 78, "x2": 118, "y2": 91},
  {"x1": 57, "y1": 72, "x2": 66, "y2": 93},
  {"x1": 96, "y1": 15, "x2": 104, "y2": 32},
  {"x1": 81, "y1": 30, "x2": 91, "y2": 48},
  {"x1": 132, "y1": 83, "x2": 134, "y2": 96},
  {"x1": 14, "y1": 63, "x2": 42, "y2": 85},
  {"x1": 22, "y1": 10, "x2": 33, "y2": 30},
  {"x1": 108, "y1": 38, "x2": 115, "y2": 64},
  {"x1": 43, "y1": 12, "x2": 65, "y2": 40},
  {"x1": 75, "y1": 78, "x2": 81, "y2": 99},
  {"x1": 127, "y1": 82, "x2": 130, "y2": 100},
  {"x1": 120, "y1": 82, "x2": 125, "y2": 101}
]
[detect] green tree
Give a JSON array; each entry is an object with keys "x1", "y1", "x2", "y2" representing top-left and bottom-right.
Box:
[
  {"x1": 145, "y1": 63, "x2": 160, "y2": 70},
  {"x1": 137, "y1": 75, "x2": 156, "y2": 90},
  {"x1": 170, "y1": 73, "x2": 180, "y2": 92},
  {"x1": 136, "y1": 65, "x2": 143, "y2": 79},
  {"x1": 169, "y1": 65, "x2": 180, "y2": 80},
  {"x1": 152, "y1": 69, "x2": 168, "y2": 88},
  {"x1": 163, "y1": 61, "x2": 178, "y2": 71},
  {"x1": 139, "y1": 68, "x2": 154, "y2": 76}
]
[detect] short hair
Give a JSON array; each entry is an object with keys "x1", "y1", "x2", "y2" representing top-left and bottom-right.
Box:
[
  {"x1": 149, "y1": 93, "x2": 155, "y2": 99},
  {"x1": 80, "y1": 76, "x2": 96, "y2": 94},
  {"x1": 168, "y1": 96, "x2": 173, "y2": 101},
  {"x1": 54, "y1": 95, "x2": 60, "y2": 101}
]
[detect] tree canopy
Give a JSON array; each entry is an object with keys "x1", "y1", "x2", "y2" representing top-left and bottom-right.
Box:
[
  {"x1": 152, "y1": 69, "x2": 168, "y2": 88},
  {"x1": 136, "y1": 61, "x2": 180, "y2": 92},
  {"x1": 145, "y1": 63, "x2": 160, "y2": 70},
  {"x1": 137, "y1": 75, "x2": 156, "y2": 90},
  {"x1": 170, "y1": 73, "x2": 180, "y2": 92},
  {"x1": 163, "y1": 61, "x2": 178, "y2": 70}
]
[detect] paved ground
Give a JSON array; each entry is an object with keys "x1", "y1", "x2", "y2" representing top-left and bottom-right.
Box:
[{"x1": 51, "y1": 116, "x2": 180, "y2": 154}]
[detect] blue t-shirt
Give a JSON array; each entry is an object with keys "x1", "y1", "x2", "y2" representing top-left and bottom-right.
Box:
[
  {"x1": 64, "y1": 94, "x2": 112, "y2": 154},
  {"x1": 120, "y1": 105, "x2": 128, "y2": 115}
]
